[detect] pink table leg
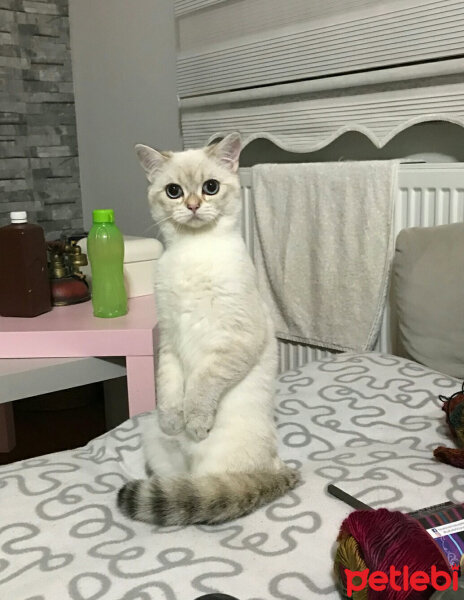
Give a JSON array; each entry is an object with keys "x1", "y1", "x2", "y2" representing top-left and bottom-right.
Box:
[
  {"x1": 0, "y1": 403, "x2": 16, "y2": 452},
  {"x1": 126, "y1": 355, "x2": 156, "y2": 417}
]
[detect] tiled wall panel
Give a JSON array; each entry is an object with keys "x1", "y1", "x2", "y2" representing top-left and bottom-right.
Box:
[{"x1": 0, "y1": 0, "x2": 82, "y2": 239}]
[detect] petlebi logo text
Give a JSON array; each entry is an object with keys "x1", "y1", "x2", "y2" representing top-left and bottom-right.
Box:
[{"x1": 345, "y1": 565, "x2": 460, "y2": 596}]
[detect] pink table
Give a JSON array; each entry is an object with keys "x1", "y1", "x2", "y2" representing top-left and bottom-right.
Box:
[{"x1": 0, "y1": 295, "x2": 158, "y2": 451}]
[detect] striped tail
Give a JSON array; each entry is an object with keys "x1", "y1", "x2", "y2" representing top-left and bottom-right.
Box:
[{"x1": 117, "y1": 467, "x2": 300, "y2": 526}]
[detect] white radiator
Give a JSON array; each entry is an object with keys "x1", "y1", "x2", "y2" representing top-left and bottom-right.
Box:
[{"x1": 239, "y1": 164, "x2": 464, "y2": 372}]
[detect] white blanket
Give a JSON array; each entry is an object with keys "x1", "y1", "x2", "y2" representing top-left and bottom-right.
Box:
[
  {"x1": 0, "y1": 353, "x2": 462, "y2": 600},
  {"x1": 251, "y1": 161, "x2": 398, "y2": 351}
]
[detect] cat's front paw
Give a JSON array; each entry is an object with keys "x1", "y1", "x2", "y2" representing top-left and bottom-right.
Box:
[
  {"x1": 185, "y1": 412, "x2": 214, "y2": 442},
  {"x1": 159, "y1": 407, "x2": 185, "y2": 436}
]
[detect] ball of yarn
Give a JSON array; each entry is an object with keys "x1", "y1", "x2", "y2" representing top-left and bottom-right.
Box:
[
  {"x1": 334, "y1": 508, "x2": 452, "y2": 600},
  {"x1": 434, "y1": 383, "x2": 464, "y2": 469}
]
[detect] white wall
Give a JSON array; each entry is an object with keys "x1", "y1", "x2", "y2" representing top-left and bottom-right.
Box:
[{"x1": 69, "y1": 0, "x2": 181, "y2": 237}]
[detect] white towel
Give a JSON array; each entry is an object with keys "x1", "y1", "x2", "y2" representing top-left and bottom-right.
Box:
[{"x1": 251, "y1": 161, "x2": 399, "y2": 352}]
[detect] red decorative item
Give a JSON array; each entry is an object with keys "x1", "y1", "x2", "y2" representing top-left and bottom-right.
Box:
[
  {"x1": 47, "y1": 240, "x2": 91, "y2": 306},
  {"x1": 49, "y1": 275, "x2": 90, "y2": 306}
]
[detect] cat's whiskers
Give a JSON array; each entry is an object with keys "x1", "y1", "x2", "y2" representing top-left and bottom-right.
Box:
[
  {"x1": 142, "y1": 215, "x2": 172, "y2": 235},
  {"x1": 173, "y1": 221, "x2": 183, "y2": 236},
  {"x1": 154, "y1": 215, "x2": 173, "y2": 227},
  {"x1": 142, "y1": 223, "x2": 158, "y2": 234},
  {"x1": 159, "y1": 217, "x2": 172, "y2": 226}
]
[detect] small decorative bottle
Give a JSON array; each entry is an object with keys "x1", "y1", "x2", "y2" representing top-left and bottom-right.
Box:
[
  {"x1": 0, "y1": 211, "x2": 51, "y2": 317},
  {"x1": 87, "y1": 209, "x2": 128, "y2": 318}
]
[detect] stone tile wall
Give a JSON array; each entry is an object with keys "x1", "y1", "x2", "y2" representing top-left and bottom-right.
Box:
[{"x1": 0, "y1": 0, "x2": 83, "y2": 240}]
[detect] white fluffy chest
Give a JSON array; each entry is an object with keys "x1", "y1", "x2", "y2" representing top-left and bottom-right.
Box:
[
  {"x1": 155, "y1": 238, "x2": 254, "y2": 342},
  {"x1": 157, "y1": 254, "x2": 233, "y2": 308}
]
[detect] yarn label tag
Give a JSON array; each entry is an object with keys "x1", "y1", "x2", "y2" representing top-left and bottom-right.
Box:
[
  {"x1": 410, "y1": 501, "x2": 464, "y2": 571},
  {"x1": 427, "y1": 519, "x2": 464, "y2": 539}
]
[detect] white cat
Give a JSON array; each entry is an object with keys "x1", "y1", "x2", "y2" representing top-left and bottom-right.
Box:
[{"x1": 117, "y1": 133, "x2": 299, "y2": 525}]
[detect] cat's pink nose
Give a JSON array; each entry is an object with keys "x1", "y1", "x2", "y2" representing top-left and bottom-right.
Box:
[{"x1": 187, "y1": 202, "x2": 200, "y2": 213}]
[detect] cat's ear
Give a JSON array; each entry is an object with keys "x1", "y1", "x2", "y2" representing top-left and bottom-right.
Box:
[
  {"x1": 207, "y1": 132, "x2": 242, "y2": 172},
  {"x1": 135, "y1": 144, "x2": 168, "y2": 181}
]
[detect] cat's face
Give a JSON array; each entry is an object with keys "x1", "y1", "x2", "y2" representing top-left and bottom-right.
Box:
[{"x1": 136, "y1": 133, "x2": 242, "y2": 231}]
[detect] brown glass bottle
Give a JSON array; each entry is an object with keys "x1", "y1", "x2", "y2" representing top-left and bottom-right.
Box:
[{"x1": 0, "y1": 212, "x2": 51, "y2": 317}]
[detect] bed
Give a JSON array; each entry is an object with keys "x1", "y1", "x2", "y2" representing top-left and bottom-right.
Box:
[{"x1": 1, "y1": 352, "x2": 462, "y2": 600}]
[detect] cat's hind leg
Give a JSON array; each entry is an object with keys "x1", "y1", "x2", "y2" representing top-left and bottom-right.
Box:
[
  {"x1": 142, "y1": 412, "x2": 189, "y2": 477},
  {"x1": 157, "y1": 347, "x2": 185, "y2": 435},
  {"x1": 119, "y1": 412, "x2": 191, "y2": 521}
]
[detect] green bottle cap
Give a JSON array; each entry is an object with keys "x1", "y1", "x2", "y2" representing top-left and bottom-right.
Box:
[{"x1": 93, "y1": 209, "x2": 115, "y2": 223}]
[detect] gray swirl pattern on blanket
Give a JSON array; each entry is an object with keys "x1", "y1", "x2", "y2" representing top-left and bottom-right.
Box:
[{"x1": 0, "y1": 353, "x2": 463, "y2": 600}]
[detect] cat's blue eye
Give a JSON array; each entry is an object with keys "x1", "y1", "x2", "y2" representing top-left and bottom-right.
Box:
[
  {"x1": 202, "y1": 179, "x2": 220, "y2": 196},
  {"x1": 166, "y1": 183, "x2": 183, "y2": 199}
]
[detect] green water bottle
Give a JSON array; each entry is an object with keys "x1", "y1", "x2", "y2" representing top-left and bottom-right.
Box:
[{"x1": 87, "y1": 209, "x2": 128, "y2": 318}]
